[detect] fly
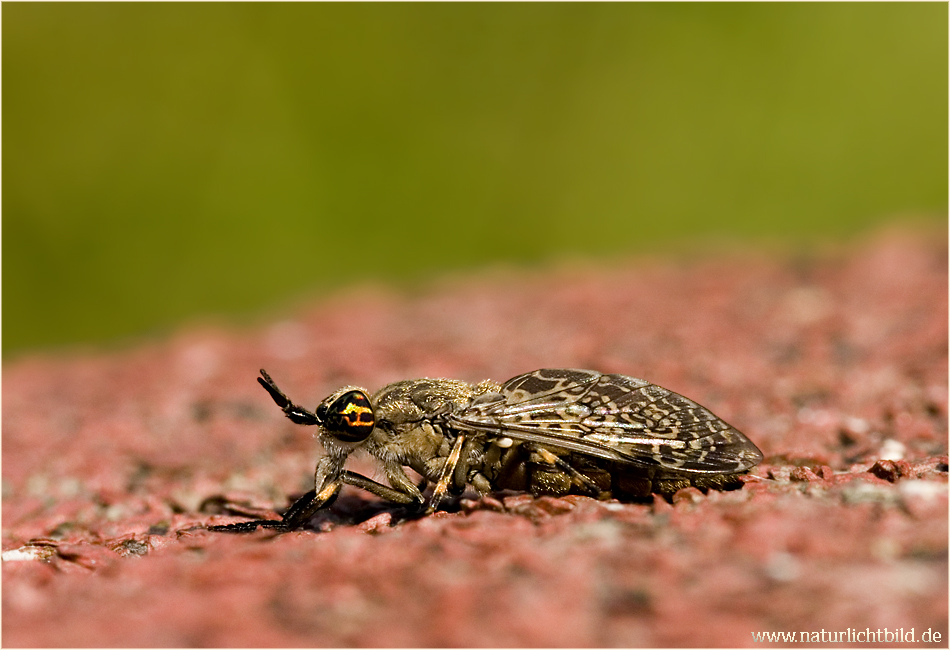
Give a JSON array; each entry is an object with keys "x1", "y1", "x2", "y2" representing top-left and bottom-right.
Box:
[{"x1": 210, "y1": 368, "x2": 763, "y2": 532}]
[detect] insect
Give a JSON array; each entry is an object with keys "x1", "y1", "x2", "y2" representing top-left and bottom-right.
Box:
[{"x1": 210, "y1": 368, "x2": 763, "y2": 532}]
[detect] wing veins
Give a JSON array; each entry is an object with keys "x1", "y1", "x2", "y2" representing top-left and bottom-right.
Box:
[
  {"x1": 456, "y1": 370, "x2": 762, "y2": 475},
  {"x1": 448, "y1": 416, "x2": 656, "y2": 468}
]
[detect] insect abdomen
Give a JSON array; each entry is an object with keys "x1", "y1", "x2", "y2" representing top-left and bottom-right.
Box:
[{"x1": 477, "y1": 442, "x2": 748, "y2": 500}]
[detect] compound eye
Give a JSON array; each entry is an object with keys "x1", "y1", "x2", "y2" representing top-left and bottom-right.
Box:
[{"x1": 322, "y1": 390, "x2": 375, "y2": 442}]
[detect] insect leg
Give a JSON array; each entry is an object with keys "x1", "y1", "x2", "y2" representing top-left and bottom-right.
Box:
[
  {"x1": 207, "y1": 485, "x2": 340, "y2": 533},
  {"x1": 207, "y1": 519, "x2": 290, "y2": 533},
  {"x1": 209, "y1": 471, "x2": 423, "y2": 532},
  {"x1": 529, "y1": 445, "x2": 603, "y2": 497},
  {"x1": 425, "y1": 434, "x2": 466, "y2": 514},
  {"x1": 341, "y1": 470, "x2": 425, "y2": 507},
  {"x1": 452, "y1": 436, "x2": 481, "y2": 495},
  {"x1": 279, "y1": 481, "x2": 344, "y2": 529},
  {"x1": 258, "y1": 369, "x2": 321, "y2": 426}
]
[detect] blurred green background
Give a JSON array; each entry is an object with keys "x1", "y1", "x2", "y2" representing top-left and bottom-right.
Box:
[{"x1": 3, "y1": 3, "x2": 947, "y2": 356}]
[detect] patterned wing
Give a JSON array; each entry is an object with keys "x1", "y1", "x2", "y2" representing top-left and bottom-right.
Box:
[{"x1": 451, "y1": 368, "x2": 762, "y2": 475}]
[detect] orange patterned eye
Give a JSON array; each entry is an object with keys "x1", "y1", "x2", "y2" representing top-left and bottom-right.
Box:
[{"x1": 322, "y1": 390, "x2": 375, "y2": 442}]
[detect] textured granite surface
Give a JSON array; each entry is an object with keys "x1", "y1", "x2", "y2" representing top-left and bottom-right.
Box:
[{"x1": 3, "y1": 226, "x2": 947, "y2": 647}]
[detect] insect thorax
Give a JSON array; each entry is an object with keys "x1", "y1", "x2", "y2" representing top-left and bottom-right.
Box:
[
  {"x1": 362, "y1": 378, "x2": 502, "y2": 467},
  {"x1": 371, "y1": 378, "x2": 502, "y2": 425}
]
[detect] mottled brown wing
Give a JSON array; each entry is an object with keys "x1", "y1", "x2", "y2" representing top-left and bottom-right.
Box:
[{"x1": 451, "y1": 368, "x2": 763, "y2": 475}]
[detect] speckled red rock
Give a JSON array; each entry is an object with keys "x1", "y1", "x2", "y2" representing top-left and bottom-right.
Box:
[{"x1": 3, "y1": 226, "x2": 947, "y2": 647}]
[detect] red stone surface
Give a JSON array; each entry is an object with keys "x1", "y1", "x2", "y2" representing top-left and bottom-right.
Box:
[{"x1": 3, "y1": 226, "x2": 947, "y2": 647}]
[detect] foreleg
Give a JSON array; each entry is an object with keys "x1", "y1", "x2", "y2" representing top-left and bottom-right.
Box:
[{"x1": 208, "y1": 481, "x2": 343, "y2": 533}]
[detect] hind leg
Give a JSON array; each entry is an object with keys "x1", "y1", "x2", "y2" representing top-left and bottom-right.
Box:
[{"x1": 525, "y1": 446, "x2": 603, "y2": 497}]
